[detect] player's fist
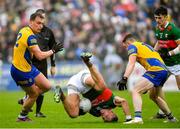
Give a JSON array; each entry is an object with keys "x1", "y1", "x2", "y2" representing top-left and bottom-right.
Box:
[
  {"x1": 52, "y1": 43, "x2": 63, "y2": 53},
  {"x1": 117, "y1": 77, "x2": 128, "y2": 90}
]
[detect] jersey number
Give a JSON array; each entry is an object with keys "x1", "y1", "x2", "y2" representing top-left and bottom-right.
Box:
[{"x1": 15, "y1": 33, "x2": 22, "y2": 47}]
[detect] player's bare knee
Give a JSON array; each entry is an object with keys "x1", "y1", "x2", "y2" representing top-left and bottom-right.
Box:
[
  {"x1": 29, "y1": 90, "x2": 39, "y2": 99},
  {"x1": 42, "y1": 85, "x2": 51, "y2": 92},
  {"x1": 149, "y1": 93, "x2": 158, "y2": 101},
  {"x1": 132, "y1": 89, "x2": 138, "y2": 96},
  {"x1": 46, "y1": 85, "x2": 51, "y2": 91}
]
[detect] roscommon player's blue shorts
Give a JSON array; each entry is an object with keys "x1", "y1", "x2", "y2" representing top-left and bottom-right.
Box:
[
  {"x1": 143, "y1": 70, "x2": 169, "y2": 87},
  {"x1": 10, "y1": 64, "x2": 40, "y2": 87}
]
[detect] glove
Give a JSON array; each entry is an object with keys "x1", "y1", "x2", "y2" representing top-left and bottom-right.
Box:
[
  {"x1": 117, "y1": 77, "x2": 128, "y2": 90},
  {"x1": 80, "y1": 52, "x2": 92, "y2": 63},
  {"x1": 80, "y1": 52, "x2": 93, "y2": 67},
  {"x1": 52, "y1": 43, "x2": 63, "y2": 53}
]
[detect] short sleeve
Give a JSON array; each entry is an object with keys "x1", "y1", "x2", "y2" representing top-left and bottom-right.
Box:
[
  {"x1": 27, "y1": 35, "x2": 38, "y2": 46},
  {"x1": 127, "y1": 44, "x2": 137, "y2": 56},
  {"x1": 171, "y1": 24, "x2": 180, "y2": 40}
]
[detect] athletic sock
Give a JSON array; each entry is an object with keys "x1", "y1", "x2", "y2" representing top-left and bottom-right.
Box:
[
  {"x1": 158, "y1": 109, "x2": 165, "y2": 115},
  {"x1": 135, "y1": 111, "x2": 142, "y2": 118},
  {"x1": 126, "y1": 115, "x2": 132, "y2": 121},
  {"x1": 36, "y1": 94, "x2": 44, "y2": 113}
]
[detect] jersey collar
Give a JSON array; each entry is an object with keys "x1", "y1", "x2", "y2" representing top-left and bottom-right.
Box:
[
  {"x1": 157, "y1": 21, "x2": 169, "y2": 31},
  {"x1": 164, "y1": 22, "x2": 169, "y2": 28},
  {"x1": 28, "y1": 25, "x2": 35, "y2": 34}
]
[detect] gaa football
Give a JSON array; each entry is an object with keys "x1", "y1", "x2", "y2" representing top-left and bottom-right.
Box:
[{"x1": 79, "y1": 98, "x2": 92, "y2": 113}]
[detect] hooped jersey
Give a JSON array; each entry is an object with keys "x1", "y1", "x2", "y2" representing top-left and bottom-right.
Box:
[
  {"x1": 128, "y1": 41, "x2": 167, "y2": 71},
  {"x1": 67, "y1": 69, "x2": 116, "y2": 117},
  {"x1": 155, "y1": 22, "x2": 180, "y2": 66},
  {"x1": 12, "y1": 26, "x2": 38, "y2": 72},
  {"x1": 83, "y1": 88, "x2": 116, "y2": 117}
]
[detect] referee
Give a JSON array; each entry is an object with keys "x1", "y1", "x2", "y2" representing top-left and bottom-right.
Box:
[{"x1": 31, "y1": 9, "x2": 57, "y2": 117}]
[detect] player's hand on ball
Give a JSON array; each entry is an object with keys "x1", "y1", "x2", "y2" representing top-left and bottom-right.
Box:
[
  {"x1": 117, "y1": 77, "x2": 128, "y2": 90},
  {"x1": 52, "y1": 43, "x2": 63, "y2": 53}
]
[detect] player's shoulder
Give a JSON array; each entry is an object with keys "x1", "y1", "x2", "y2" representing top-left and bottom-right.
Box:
[
  {"x1": 42, "y1": 25, "x2": 53, "y2": 33},
  {"x1": 19, "y1": 26, "x2": 35, "y2": 36},
  {"x1": 131, "y1": 41, "x2": 141, "y2": 48},
  {"x1": 168, "y1": 22, "x2": 175, "y2": 26},
  {"x1": 133, "y1": 41, "x2": 141, "y2": 45},
  {"x1": 166, "y1": 22, "x2": 177, "y2": 30}
]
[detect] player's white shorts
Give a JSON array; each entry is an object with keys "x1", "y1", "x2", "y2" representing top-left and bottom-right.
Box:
[
  {"x1": 167, "y1": 64, "x2": 180, "y2": 76},
  {"x1": 67, "y1": 69, "x2": 92, "y2": 95}
]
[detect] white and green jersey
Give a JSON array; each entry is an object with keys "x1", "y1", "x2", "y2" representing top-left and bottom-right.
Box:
[{"x1": 155, "y1": 22, "x2": 180, "y2": 66}]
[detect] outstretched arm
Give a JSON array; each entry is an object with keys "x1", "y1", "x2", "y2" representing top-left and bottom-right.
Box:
[
  {"x1": 168, "y1": 43, "x2": 180, "y2": 56},
  {"x1": 114, "y1": 96, "x2": 132, "y2": 121},
  {"x1": 154, "y1": 41, "x2": 160, "y2": 51},
  {"x1": 30, "y1": 45, "x2": 53, "y2": 60},
  {"x1": 30, "y1": 42, "x2": 63, "y2": 60},
  {"x1": 81, "y1": 53, "x2": 106, "y2": 90},
  {"x1": 117, "y1": 55, "x2": 136, "y2": 90},
  {"x1": 123, "y1": 55, "x2": 136, "y2": 78}
]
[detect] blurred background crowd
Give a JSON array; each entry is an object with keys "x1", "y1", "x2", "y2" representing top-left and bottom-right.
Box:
[{"x1": 0, "y1": 0, "x2": 179, "y2": 86}]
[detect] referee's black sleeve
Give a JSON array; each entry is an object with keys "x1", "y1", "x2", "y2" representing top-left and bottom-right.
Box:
[{"x1": 48, "y1": 28, "x2": 56, "y2": 67}]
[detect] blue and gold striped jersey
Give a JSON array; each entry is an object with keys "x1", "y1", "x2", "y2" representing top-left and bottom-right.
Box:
[
  {"x1": 128, "y1": 41, "x2": 166, "y2": 71},
  {"x1": 12, "y1": 26, "x2": 38, "y2": 72}
]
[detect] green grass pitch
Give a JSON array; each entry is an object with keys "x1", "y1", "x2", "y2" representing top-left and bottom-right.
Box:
[{"x1": 0, "y1": 90, "x2": 179, "y2": 128}]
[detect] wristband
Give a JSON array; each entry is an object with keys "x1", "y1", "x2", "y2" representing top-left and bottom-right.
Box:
[
  {"x1": 173, "y1": 47, "x2": 180, "y2": 55},
  {"x1": 123, "y1": 76, "x2": 128, "y2": 80},
  {"x1": 51, "y1": 50, "x2": 54, "y2": 54},
  {"x1": 169, "y1": 47, "x2": 180, "y2": 56}
]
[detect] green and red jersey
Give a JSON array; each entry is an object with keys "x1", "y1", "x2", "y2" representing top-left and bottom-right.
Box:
[
  {"x1": 82, "y1": 88, "x2": 116, "y2": 117},
  {"x1": 155, "y1": 22, "x2": 180, "y2": 66}
]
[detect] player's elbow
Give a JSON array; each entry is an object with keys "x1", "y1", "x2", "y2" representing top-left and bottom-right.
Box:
[
  {"x1": 120, "y1": 98, "x2": 128, "y2": 105},
  {"x1": 97, "y1": 81, "x2": 106, "y2": 90},
  {"x1": 68, "y1": 113, "x2": 79, "y2": 118},
  {"x1": 34, "y1": 53, "x2": 44, "y2": 61}
]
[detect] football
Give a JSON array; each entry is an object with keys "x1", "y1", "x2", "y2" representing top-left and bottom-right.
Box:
[{"x1": 79, "y1": 98, "x2": 92, "y2": 113}]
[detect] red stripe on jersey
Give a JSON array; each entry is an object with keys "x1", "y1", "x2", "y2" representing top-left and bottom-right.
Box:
[
  {"x1": 159, "y1": 40, "x2": 177, "y2": 48},
  {"x1": 91, "y1": 88, "x2": 113, "y2": 106}
]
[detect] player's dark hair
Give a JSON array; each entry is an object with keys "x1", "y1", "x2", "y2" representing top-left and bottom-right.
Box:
[
  {"x1": 154, "y1": 6, "x2": 168, "y2": 16},
  {"x1": 35, "y1": 9, "x2": 45, "y2": 14},
  {"x1": 111, "y1": 115, "x2": 118, "y2": 122},
  {"x1": 103, "y1": 115, "x2": 118, "y2": 122},
  {"x1": 122, "y1": 33, "x2": 136, "y2": 43},
  {"x1": 30, "y1": 12, "x2": 44, "y2": 21}
]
